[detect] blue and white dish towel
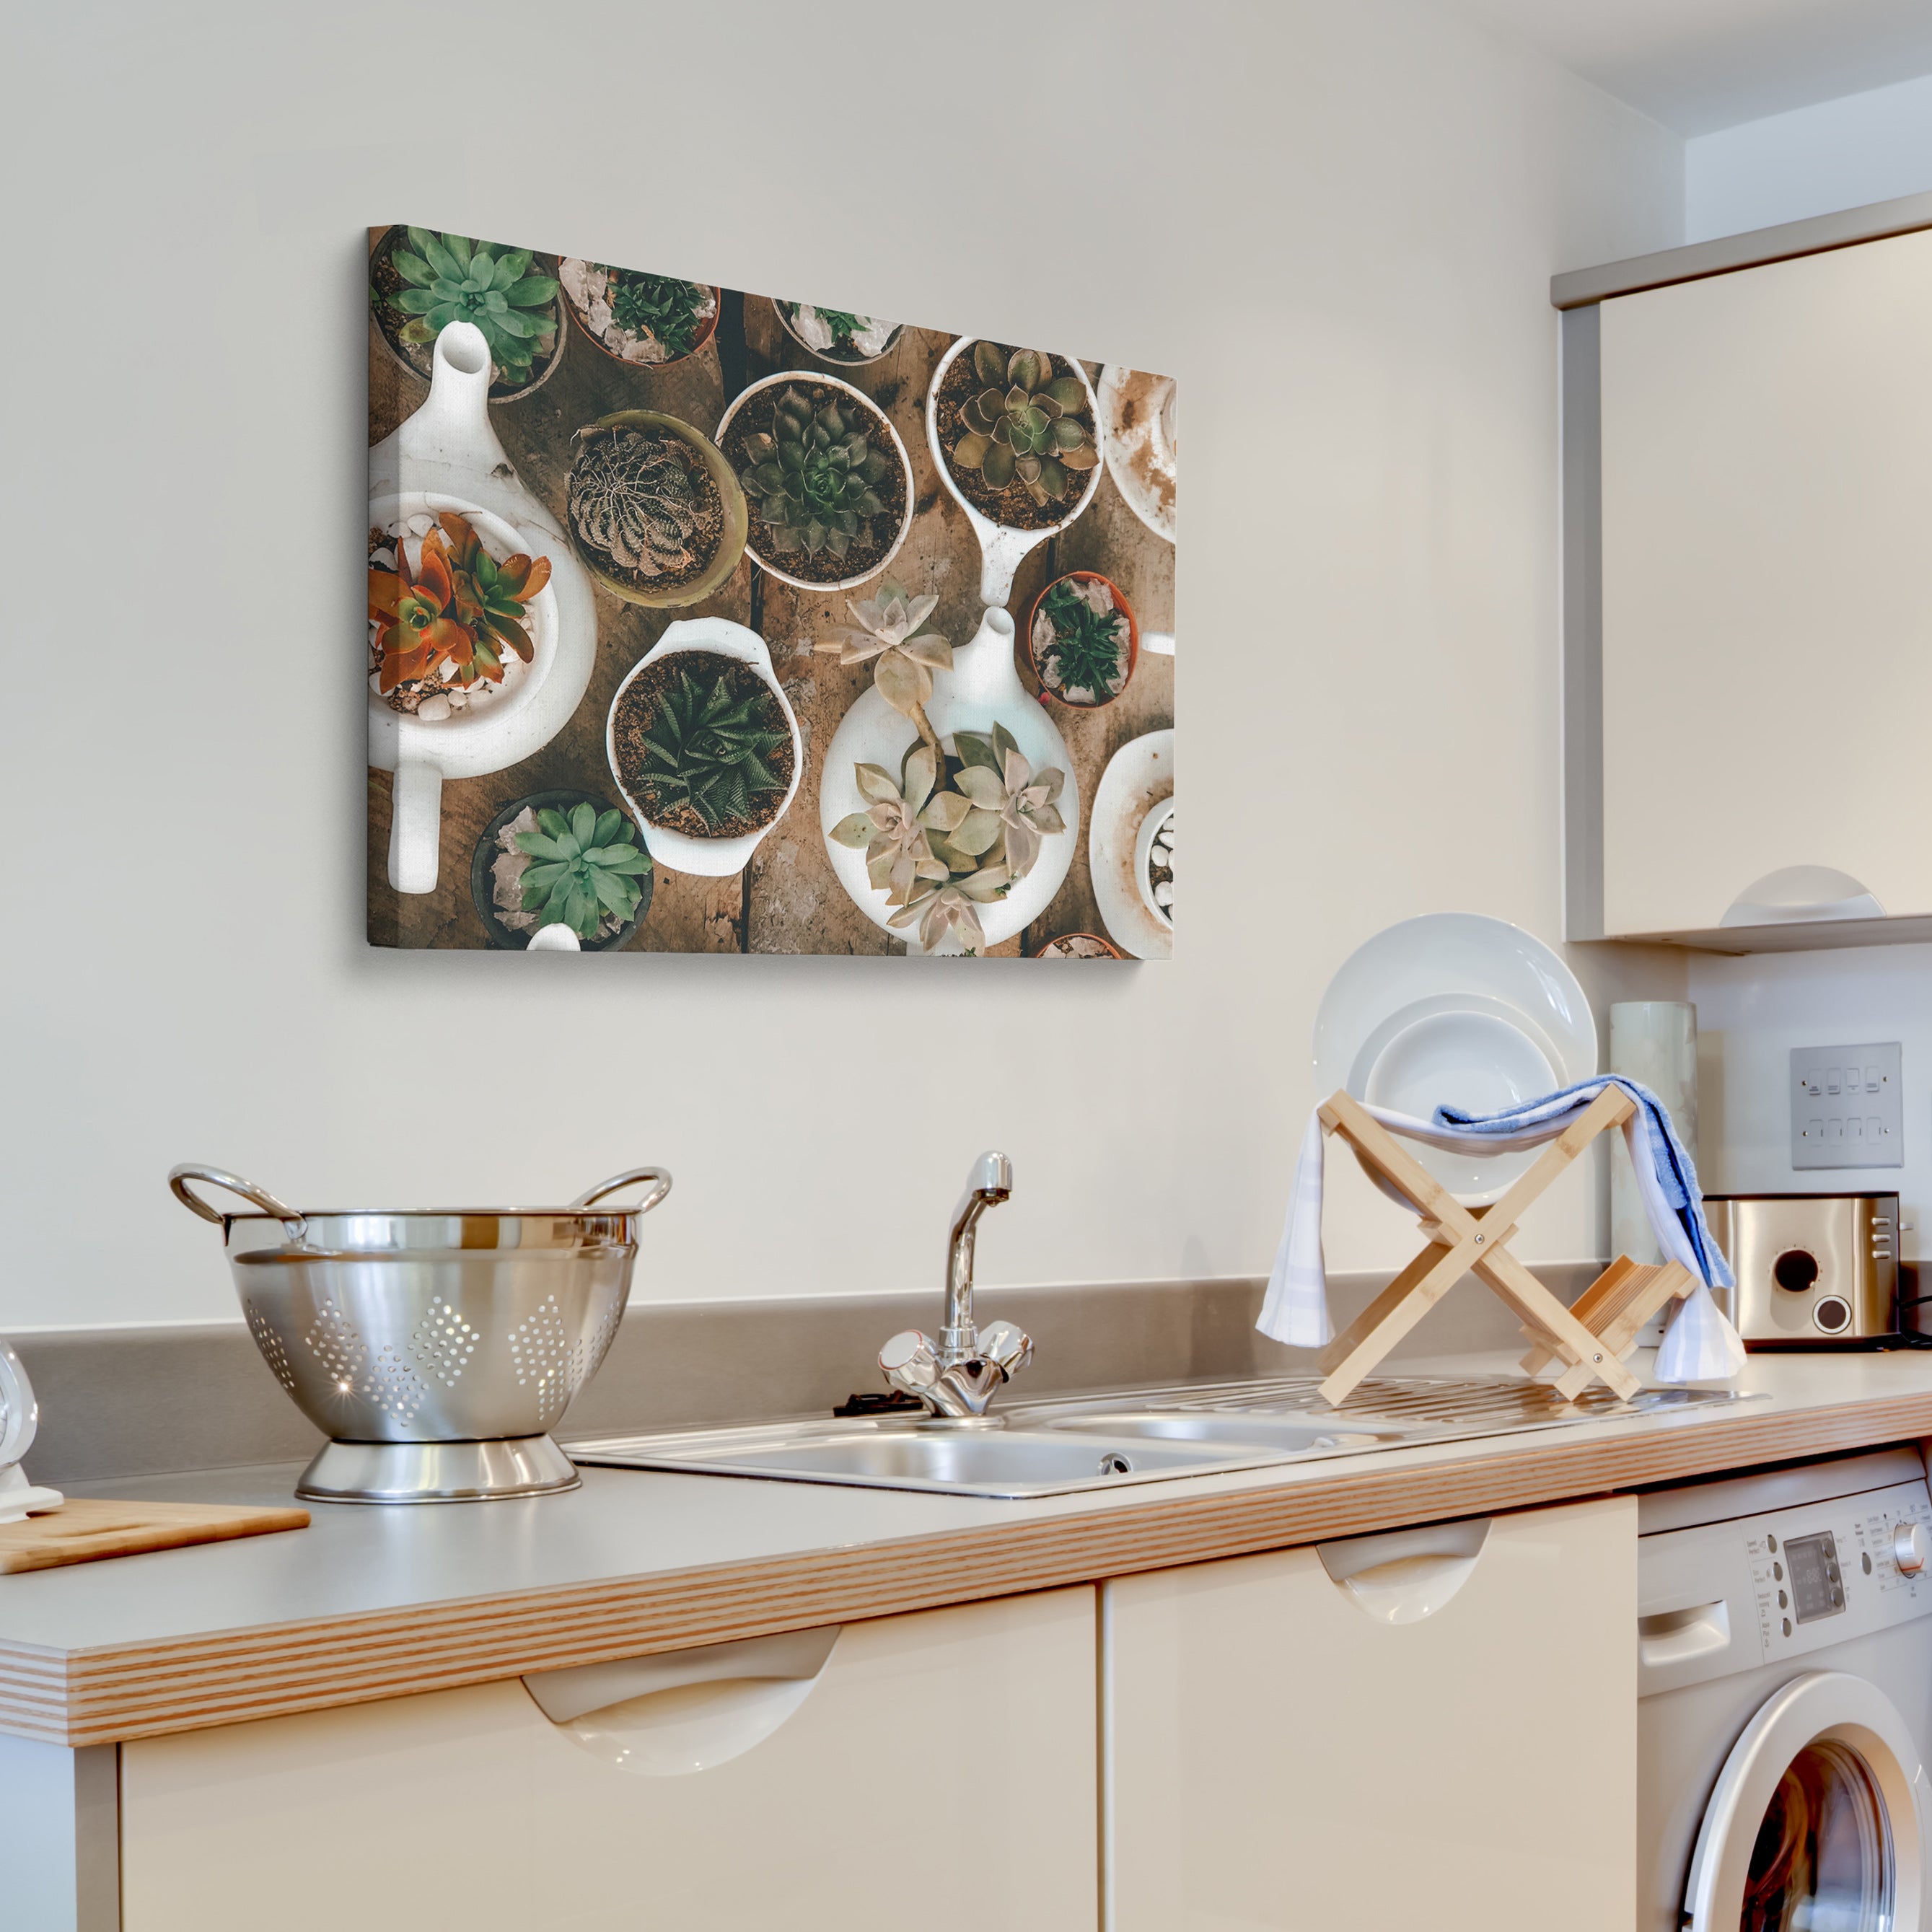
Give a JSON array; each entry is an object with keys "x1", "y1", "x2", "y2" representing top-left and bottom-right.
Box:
[{"x1": 1256, "y1": 1077, "x2": 1745, "y2": 1384}]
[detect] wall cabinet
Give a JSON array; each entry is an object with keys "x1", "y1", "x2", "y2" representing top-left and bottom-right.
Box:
[
  {"x1": 1103, "y1": 1497, "x2": 1635, "y2": 1931},
  {"x1": 1566, "y1": 218, "x2": 1932, "y2": 951},
  {"x1": 120, "y1": 1587, "x2": 1097, "y2": 1932}
]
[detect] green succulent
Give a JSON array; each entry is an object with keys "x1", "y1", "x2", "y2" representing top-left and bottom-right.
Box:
[
  {"x1": 382, "y1": 229, "x2": 560, "y2": 387},
  {"x1": 607, "y1": 272, "x2": 711, "y2": 358},
  {"x1": 1033, "y1": 577, "x2": 1129, "y2": 703},
  {"x1": 513, "y1": 804, "x2": 651, "y2": 941},
  {"x1": 950, "y1": 344, "x2": 1099, "y2": 506},
  {"x1": 738, "y1": 387, "x2": 891, "y2": 561},
  {"x1": 632, "y1": 664, "x2": 791, "y2": 833}
]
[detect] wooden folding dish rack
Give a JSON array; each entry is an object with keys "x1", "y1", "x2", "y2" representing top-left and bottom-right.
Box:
[{"x1": 1315, "y1": 1086, "x2": 1697, "y2": 1406}]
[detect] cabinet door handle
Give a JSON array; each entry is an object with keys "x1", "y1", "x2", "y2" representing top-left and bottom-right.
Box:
[
  {"x1": 1721, "y1": 866, "x2": 1885, "y2": 928},
  {"x1": 524, "y1": 1625, "x2": 839, "y2": 1725},
  {"x1": 522, "y1": 1628, "x2": 840, "y2": 1776},
  {"x1": 1317, "y1": 1519, "x2": 1490, "y2": 1625}
]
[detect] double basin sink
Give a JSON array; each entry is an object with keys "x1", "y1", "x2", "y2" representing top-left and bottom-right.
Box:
[{"x1": 571, "y1": 1375, "x2": 1749, "y2": 1499}]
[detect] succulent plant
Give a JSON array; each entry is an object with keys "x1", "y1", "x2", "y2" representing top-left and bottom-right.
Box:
[
  {"x1": 382, "y1": 230, "x2": 559, "y2": 387},
  {"x1": 368, "y1": 512, "x2": 550, "y2": 696},
  {"x1": 609, "y1": 272, "x2": 711, "y2": 358},
  {"x1": 786, "y1": 304, "x2": 898, "y2": 359},
  {"x1": 816, "y1": 580, "x2": 951, "y2": 745},
  {"x1": 628, "y1": 662, "x2": 791, "y2": 833},
  {"x1": 513, "y1": 804, "x2": 651, "y2": 941},
  {"x1": 950, "y1": 344, "x2": 1098, "y2": 506},
  {"x1": 739, "y1": 387, "x2": 891, "y2": 561},
  {"x1": 1033, "y1": 576, "x2": 1129, "y2": 704},
  {"x1": 949, "y1": 723, "x2": 1066, "y2": 880},
  {"x1": 888, "y1": 871, "x2": 1012, "y2": 954},
  {"x1": 827, "y1": 745, "x2": 952, "y2": 907},
  {"x1": 829, "y1": 719, "x2": 1063, "y2": 950},
  {"x1": 570, "y1": 427, "x2": 710, "y2": 579}
]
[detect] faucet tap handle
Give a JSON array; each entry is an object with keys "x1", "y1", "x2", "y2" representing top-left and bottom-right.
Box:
[
  {"x1": 974, "y1": 1320, "x2": 1032, "y2": 1382},
  {"x1": 879, "y1": 1330, "x2": 940, "y2": 1400}
]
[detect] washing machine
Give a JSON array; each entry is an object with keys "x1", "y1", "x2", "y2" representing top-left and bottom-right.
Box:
[{"x1": 1640, "y1": 1446, "x2": 1932, "y2": 1929}]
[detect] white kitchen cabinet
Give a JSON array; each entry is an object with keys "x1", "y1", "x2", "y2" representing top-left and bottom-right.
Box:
[
  {"x1": 1570, "y1": 219, "x2": 1932, "y2": 949},
  {"x1": 1104, "y1": 1496, "x2": 1635, "y2": 1931},
  {"x1": 120, "y1": 1587, "x2": 1097, "y2": 1932}
]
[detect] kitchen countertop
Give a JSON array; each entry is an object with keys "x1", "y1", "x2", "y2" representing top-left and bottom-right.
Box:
[{"x1": 6, "y1": 1348, "x2": 1932, "y2": 1747}]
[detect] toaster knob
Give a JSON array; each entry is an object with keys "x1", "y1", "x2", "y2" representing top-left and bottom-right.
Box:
[{"x1": 1894, "y1": 1523, "x2": 1930, "y2": 1575}]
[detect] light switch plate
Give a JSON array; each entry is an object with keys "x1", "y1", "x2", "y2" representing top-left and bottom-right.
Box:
[{"x1": 1791, "y1": 1042, "x2": 1903, "y2": 1169}]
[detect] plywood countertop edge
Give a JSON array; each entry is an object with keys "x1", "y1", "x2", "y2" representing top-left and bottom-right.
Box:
[{"x1": 8, "y1": 1388, "x2": 1932, "y2": 1747}]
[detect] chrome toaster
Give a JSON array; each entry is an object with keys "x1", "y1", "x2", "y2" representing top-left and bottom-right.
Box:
[{"x1": 1706, "y1": 1193, "x2": 1900, "y2": 1344}]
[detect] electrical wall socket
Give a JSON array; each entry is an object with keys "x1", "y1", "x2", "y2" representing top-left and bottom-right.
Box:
[{"x1": 1791, "y1": 1042, "x2": 1903, "y2": 1169}]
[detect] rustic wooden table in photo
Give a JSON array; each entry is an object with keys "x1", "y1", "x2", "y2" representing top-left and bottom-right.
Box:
[{"x1": 368, "y1": 291, "x2": 1174, "y2": 957}]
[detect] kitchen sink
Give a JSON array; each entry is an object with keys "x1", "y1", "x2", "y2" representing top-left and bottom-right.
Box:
[
  {"x1": 569, "y1": 1420, "x2": 1287, "y2": 1498},
  {"x1": 570, "y1": 1373, "x2": 1757, "y2": 1499}
]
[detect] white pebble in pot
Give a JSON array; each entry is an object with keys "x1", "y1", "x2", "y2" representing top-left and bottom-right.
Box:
[{"x1": 1155, "y1": 880, "x2": 1173, "y2": 908}]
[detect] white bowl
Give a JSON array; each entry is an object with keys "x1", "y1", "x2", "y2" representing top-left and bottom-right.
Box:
[
  {"x1": 1133, "y1": 796, "x2": 1174, "y2": 931},
  {"x1": 605, "y1": 618, "x2": 803, "y2": 879}
]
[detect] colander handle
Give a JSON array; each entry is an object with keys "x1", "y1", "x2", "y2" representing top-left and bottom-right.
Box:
[
  {"x1": 169, "y1": 1166, "x2": 308, "y2": 1241},
  {"x1": 571, "y1": 1167, "x2": 673, "y2": 1214}
]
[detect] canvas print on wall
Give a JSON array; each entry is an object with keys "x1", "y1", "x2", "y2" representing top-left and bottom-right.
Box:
[{"x1": 366, "y1": 227, "x2": 1176, "y2": 956}]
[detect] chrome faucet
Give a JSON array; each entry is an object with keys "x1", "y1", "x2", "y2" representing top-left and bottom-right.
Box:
[{"x1": 879, "y1": 1151, "x2": 1031, "y2": 1426}]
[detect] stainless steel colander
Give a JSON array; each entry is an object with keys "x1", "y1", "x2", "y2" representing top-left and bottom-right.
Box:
[{"x1": 170, "y1": 1164, "x2": 671, "y2": 1503}]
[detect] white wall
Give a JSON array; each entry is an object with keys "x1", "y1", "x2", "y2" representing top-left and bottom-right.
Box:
[
  {"x1": 1687, "y1": 69, "x2": 1932, "y2": 240},
  {"x1": 1690, "y1": 946, "x2": 1931, "y2": 1261},
  {"x1": 0, "y1": 0, "x2": 1684, "y2": 1330}
]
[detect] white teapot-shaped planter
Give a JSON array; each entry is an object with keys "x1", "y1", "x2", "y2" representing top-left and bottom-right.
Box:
[
  {"x1": 367, "y1": 322, "x2": 598, "y2": 895},
  {"x1": 820, "y1": 607, "x2": 1080, "y2": 952}
]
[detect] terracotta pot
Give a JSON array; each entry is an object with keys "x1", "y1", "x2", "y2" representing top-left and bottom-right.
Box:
[
  {"x1": 716, "y1": 371, "x2": 915, "y2": 594},
  {"x1": 1030, "y1": 932, "x2": 1125, "y2": 960},
  {"x1": 366, "y1": 227, "x2": 566, "y2": 404},
  {"x1": 561, "y1": 267, "x2": 721, "y2": 371},
  {"x1": 1024, "y1": 571, "x2": 1139, "y2": 710}
]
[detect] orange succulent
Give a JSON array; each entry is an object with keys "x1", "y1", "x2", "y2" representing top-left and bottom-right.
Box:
[{"x1": 368, "y1": 512, "x2": 552, "y2": 700}]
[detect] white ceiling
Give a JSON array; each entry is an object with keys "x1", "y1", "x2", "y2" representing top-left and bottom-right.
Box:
[{"x1": 1455, "y1": 0, "x2": 1932, "y2": 134}]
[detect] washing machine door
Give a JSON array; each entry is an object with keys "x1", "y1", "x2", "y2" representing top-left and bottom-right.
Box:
[{"x1": 1685, "y1": 1671, "x2": 1932, "y2": 1931}]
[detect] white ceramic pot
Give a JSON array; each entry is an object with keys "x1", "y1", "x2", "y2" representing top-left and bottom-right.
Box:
[
  {"x1": 925, "y1": 340, "x2": 1104, "y2": 607},
  {"x1": 818, "y1": 606, "x2": 1079, "y2": 952},
  {"x1": 367, "y1": 322, "x2": 598, "y2": 895},
  {"x1": 1134, "y1": 796, "x2": 1174, "y2": 931},
  {"x1": 606, "y1": 617, "x2": 804, "y2": 879},
  {"x1": 716, "y1": 371, "x2": 915, "y2": 594}
]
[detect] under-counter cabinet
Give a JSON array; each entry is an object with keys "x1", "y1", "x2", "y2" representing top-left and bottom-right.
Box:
[
  {"x1": 119, "y1": 1587, "x2": 1097, "y2": 1931},
  {"x1": 1103, "y1": 1497, "x2": 1636, "y2": 1931},
  {"x1": 1566, "y1": 217, "x2": 1932, "y2": 949}
]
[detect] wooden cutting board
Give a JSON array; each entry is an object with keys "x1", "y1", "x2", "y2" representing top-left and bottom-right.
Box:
[{"x1": 0, "y1": 1499, "x2": 309, "y2": 1574}]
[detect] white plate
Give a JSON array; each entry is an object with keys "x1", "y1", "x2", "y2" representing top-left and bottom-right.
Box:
[
  {"x1": 1313, "y1": 914, "x2": 1597, "y2": 1203},
  {"x1": 1089, "y1": 729, "x2": 1173, "y2": 960},
  {"x1": 1096, "y1": 366, "x2": 1177, "y2": 544}
]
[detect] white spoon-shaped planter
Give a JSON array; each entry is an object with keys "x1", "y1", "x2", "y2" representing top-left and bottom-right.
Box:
[
  {"x1": 367, "y1": 322, "x2": 598, "y2": 895},
  {"x1": 716, "y1": 371, "x2": 915, "y2": 594},
  {"x1": 926, "y1": 339, "x2": 1103, "y2": 607},
  {"x1": 606, "y1": 618, "x2": 803, "y2": 879},
  {"x1": 819, "y1": 607, "x2": 1080, "y2": 953}
]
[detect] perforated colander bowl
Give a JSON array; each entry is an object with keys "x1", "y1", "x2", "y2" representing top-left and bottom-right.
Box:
[{"x1": 170, "y1": 1165, "x2": 670, "y2": 1503}]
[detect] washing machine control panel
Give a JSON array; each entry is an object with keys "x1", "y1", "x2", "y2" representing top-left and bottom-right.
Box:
[
  {"x1": 1640, "y1": 1477, "x2": 1932, "y2": 1696},
  {"x1": 1742, "y1": 1480, "x2": 1932, "y2": 1659}
]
